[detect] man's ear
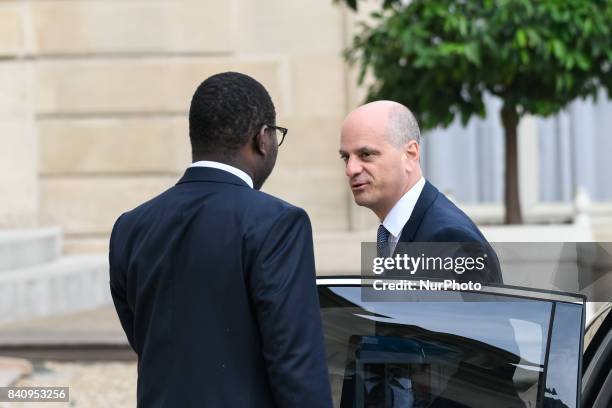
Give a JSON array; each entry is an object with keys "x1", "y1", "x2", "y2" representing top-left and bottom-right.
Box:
[
  {"x1": 404, "y1": 140, "x2": 420, "y2": 169},
  {"x1": 253, "y1": 125, "x2": 268, "y2": 156}
]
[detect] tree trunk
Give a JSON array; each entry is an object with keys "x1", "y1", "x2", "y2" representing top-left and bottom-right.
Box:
[{"x1": 501, "y1": 105, "x2": 523, "y2": 224}]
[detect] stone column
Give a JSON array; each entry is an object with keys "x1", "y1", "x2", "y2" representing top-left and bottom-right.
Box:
[{"x1": 0, "y1": 3, "x2": 38, "y2": 228}]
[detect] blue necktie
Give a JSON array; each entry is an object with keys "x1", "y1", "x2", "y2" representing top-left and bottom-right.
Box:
[{"x1": 377, "y1": 224, "x2": 391, "y2": 258}]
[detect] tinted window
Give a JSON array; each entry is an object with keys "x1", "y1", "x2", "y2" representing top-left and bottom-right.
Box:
[
  {"x1": 320, "y1": 286, "x2": 554, "y2": 408},
  {"x1": 544, "y1": 302, "x2": 584, "y2": 408}
]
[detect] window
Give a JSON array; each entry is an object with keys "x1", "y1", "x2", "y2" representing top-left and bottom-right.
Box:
[{"x1": 320, "y1": 285, "x2": 558, "y2": 408}]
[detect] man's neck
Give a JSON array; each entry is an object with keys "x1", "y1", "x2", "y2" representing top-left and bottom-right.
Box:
[{"x1": 375, "y1": 176, "x2": 423, "y2": 221}]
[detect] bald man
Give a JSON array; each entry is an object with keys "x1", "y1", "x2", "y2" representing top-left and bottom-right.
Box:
[{"x1": 340, "y1": 101, "x2": 502, "y2": 283}]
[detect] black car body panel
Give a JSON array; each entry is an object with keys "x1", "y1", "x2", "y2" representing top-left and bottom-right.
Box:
[{"x1": 317, "y1": 277, "x2": 588, "y2": 408}]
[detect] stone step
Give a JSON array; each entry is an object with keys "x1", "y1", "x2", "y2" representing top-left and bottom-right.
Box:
[
  {"x1": 0, "y1": 306, "x2": 128, "y2": 347},
  {"x1": 0, "y1": 255, "x2": 110, "y2": 323},
  {"x1": 0, "y1": 228, "x2": 62, "y2": 272}
]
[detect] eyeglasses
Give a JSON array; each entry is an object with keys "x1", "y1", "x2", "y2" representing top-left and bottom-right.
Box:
[{"x1": 265, "y1": 125, "x2": 288, "y2": 147}]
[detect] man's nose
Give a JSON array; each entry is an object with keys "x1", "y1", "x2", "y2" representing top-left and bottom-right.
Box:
[{"x1": 345, "y1": 156, "x2": 362, "y2": 178}]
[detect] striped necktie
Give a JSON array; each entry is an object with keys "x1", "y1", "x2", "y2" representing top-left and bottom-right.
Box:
[{"x1": 377, "y1": 224, "x2": 391, "y2": 258}]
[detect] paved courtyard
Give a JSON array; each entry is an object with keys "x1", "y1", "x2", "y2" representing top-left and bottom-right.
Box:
[
  {"x1": 0, "y1": 307, "x2": 136, "y2": 407},
  {"x1": 1, "y1": 361, "x2": 137, "y2": 408}
]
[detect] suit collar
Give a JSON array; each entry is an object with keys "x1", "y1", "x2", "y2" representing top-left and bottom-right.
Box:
[
  {"x1": 398, "y1": 180, "x2": 439, "y2": 242},
  {"x1": 189, "y1": 160, "x2": 253, "y2": 188},
  {"x1": 381, "y1": 177, "x2": 425, "y2": 239},
  {"x1": 176, "y1": 166, "x2": 251, "y2": 188}
]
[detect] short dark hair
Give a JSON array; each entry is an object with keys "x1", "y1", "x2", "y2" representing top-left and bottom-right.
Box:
[{"x1": 189, "y1": 72, "x2": 276, "y2": 158}]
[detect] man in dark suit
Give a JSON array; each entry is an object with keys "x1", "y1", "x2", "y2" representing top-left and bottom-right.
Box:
[
  {"x1": 339, "y1": 100, "x2": 501, "y2": 283},
  {"x1": 109, "y1": 72, "x2": 333, "y2": 407}
]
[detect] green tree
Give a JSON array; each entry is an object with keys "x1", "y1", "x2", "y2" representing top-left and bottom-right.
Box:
[{"x1": 339, "y1": 0, "x2": 612, "y2": 224}]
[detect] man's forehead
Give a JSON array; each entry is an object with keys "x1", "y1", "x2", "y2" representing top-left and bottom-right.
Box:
[{"x1": 341, "y1": 124, "x2": 387, "y2": 149}]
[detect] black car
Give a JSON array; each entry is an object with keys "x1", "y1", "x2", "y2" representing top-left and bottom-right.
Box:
[{"x1": 318, "y1": 277, "x2": 612, "y2": 408}]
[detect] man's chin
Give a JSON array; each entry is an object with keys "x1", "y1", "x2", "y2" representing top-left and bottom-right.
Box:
[{"x1": 351, "y1": 192, "x2": 372, "y2": 208}]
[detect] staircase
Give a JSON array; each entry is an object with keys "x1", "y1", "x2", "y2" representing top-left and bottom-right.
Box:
[{"x1": 0, "y1": 228, "x2": 110, "y2": 323}]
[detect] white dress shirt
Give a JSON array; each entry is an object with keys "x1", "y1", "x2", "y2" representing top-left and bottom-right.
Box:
[
  {"x1": 189, "y1": 160, "x2": 253, "y2": 189},
  {"x1": 381, "y1": 177, "x2": 425, "y2": 254}
]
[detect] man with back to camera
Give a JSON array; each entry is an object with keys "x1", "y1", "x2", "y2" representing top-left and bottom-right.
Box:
[
  {"x1": 109, "y1": 72, "x2": 333, "y2": 407},
  {"x1": 339, "y1": 100, "x2": 502, "y2": 283}
]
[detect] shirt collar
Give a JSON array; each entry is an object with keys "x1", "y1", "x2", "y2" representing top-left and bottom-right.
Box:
[
  {"x1": 189, "y1": 161, "x2": 254, "y2": 189},
  {"x1": 381, "y1": 177, "x2": 426, "y2": 238}
]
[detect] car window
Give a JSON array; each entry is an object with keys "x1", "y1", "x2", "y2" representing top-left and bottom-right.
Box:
[
  {"x1": 543, "y1": 302, "x2": 584, "y2": 408},
  {"x1": 319, "y1": 285, "x2": 561, "y2": 408}
]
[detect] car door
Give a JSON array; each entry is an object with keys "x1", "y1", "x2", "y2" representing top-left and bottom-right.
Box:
[
  {"x1": 582, "y1": 304, "x2": 612, "y2": 408},
  {"x1": 317, "y1": 277, "x2": 585, "y2": 408}
]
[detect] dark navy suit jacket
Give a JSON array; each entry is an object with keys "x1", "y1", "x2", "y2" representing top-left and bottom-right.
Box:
[
  {"x1": 396, "y1": 181, "x2": 519, "y2": 407},
  {"x1": 109, "y1": 166, "x2": 333, "y2": 408},
  {"x1": 395, "y1": 180, "x2": 503, "y2": 284}
]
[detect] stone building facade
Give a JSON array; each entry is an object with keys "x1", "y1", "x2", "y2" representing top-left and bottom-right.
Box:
[
  {"x1": 2, "y1": 1, "x2": 611, "y2": 322},
  {"x1": 1, "y1": 0, "x2": 610, "y2": 257},
  {"x1": 0, "y1": 1, "x2": 379, "y2": 254}
]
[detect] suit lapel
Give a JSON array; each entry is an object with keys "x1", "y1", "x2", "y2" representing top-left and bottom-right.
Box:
[{"x1": 397, "y1": 180, "x2": 439, "y2": 243}]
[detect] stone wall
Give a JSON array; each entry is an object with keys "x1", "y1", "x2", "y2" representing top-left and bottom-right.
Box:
[
  {"x1": 0, "y1": 0, "x2": 367, "y2": 253},
  {"x1": 0, "y1": 2, "x2": 38, "y2": 228}
]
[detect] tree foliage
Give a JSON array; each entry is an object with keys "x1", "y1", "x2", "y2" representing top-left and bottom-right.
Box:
[{"x1": 342, "y1": 0, "x2": 612, "y2": 131}]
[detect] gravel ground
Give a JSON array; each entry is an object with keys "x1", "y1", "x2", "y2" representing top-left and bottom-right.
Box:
[{"x1": 0, "y1": 361, "x2": 137, "y2": 408}]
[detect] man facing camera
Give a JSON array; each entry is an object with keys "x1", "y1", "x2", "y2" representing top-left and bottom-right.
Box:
[
  {"x1": 339, "y1": 100, "x2": 502, "y2": 283},
  {"x1": 109, "y1": 72, "x2": 332, "y2": 408}
]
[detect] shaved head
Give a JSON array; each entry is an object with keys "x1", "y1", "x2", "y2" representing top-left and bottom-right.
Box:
[
  {"x1": 339, "y1": 100, "x2": 422, "y2": 220},
  {"x1": 342, "y1": 101, "x2": 420, "y2": 148}
]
